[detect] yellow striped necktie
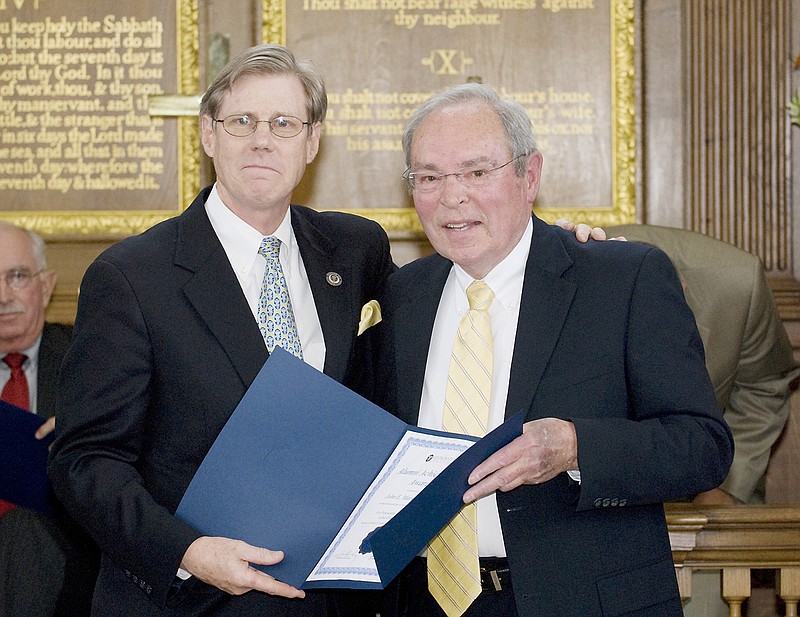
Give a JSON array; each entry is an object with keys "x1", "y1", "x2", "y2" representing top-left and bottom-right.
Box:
[{"x1": 428, "y1": 280, "x2": 494, "y2": 617}]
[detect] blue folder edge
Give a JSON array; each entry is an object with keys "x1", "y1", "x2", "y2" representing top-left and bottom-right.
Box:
[
  {"x1": 0, "y1": 400, "x2": 55, "y2": 516},
  {"x1": 175, "y1": 348, "x2": 524, "y2": 590}
]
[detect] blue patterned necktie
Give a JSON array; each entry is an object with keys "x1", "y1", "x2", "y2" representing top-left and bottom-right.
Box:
[{"x1": 257, "y1": 237, "x2": 303, "y2": 359}]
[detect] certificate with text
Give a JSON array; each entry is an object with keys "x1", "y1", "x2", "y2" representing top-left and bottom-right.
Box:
[{"x1": 308, "y1": 430, "x2": 472, "y2": 583}]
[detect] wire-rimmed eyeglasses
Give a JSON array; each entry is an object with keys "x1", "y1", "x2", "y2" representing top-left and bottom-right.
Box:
[
  {"x1": 212, "y1": 114, "x2": 311, "y2": 138},
  {"x1": 2, "y1": 268, "x2": 43, "y2": 291},
  {"x1": 402, "y1": 153, "x2": 529, "y2": 193}
]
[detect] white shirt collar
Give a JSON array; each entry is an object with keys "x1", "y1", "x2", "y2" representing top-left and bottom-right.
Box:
[
  {"x1": 1, "y1": 334, "x2": 41, "y2": 368},
  {"x1": 205, "y1": 183, "x2": 296, "y2": 278},
  {"x1": 451, "y1": 217, "x2": 532, "y2": 311}
]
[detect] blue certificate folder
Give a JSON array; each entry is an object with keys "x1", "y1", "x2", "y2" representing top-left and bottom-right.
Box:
[
  {"x1": 176, "y1": 347, "x2": 524, "y2": 590},
  {"x1": 0, "y1": 400, "x2": 55, "y2": 516}
]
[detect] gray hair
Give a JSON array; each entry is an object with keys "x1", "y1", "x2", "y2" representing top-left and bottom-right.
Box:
[
  {"x1": 402, "y1": 82, "x2": 537, "y2": 176},
  {"x1": 0, "y1": 222, "x2": 47, "y2": 270},
  {"x1": 199, "y1": 44, "x2": 327, "y2": 127}
]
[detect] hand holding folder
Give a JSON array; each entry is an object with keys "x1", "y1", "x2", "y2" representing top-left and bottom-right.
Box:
[{"x1": 176, "y1": 348, "x2": 523, "y2": 590}]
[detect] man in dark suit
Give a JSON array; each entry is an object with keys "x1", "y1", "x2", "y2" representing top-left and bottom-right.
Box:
[
  {"x1": 48, "y1": 45, "x2": 395, "y2": 616},
  {"x1": 0, "y1": 222, "x2": 99, "y2": 616},
  {"x1": 367, "y1": 83, "x2": 734, "y2": 617}
]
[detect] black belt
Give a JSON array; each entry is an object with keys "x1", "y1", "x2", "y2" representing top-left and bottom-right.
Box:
[{"x1": 479, "y1": 557, "x2": 512, "y2": 592}]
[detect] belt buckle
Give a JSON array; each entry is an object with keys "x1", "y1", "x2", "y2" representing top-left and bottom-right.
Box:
[
  {"x1": 488, "y1": 569, "x2": 503, "y2": 592},
  {"x1": 480, "y1": 565, "x2": 504, "y2": 591}
]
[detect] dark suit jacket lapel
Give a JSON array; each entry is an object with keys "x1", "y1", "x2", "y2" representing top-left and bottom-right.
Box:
[
  {"x1": 394, "y1": 255, "x2": 453, "y2": 425},
  {"x1": 174, "y1": 195, "x2": 267, "y2": 389},
  {"x1": 506, "y1": 215, "x2": 576, "y2": 419},
  {"x1": 291, "y1": 208, "x2": 354, "y2": 382}
]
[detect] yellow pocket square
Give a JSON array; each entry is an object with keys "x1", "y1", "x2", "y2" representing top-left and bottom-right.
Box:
[{"x1": 358, "y1": 300, "x2": 382, "y2": 336}]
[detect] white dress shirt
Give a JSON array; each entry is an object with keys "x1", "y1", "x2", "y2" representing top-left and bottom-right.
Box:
[
  {"x1": 205, "y1": 185, "x2": 325, "y2": 371},
  {"x1": 418, "y1": 219, "x2": 533, "y2": 557}
]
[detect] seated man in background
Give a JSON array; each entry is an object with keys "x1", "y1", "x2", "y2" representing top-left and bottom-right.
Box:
[
  {"x1": 606, "y1": 223, "x2": 799, "y2": 506},
  {"x1": 607, "y1": 223, "x2": 800, "y2": 617},
  {"x1": 0, "y1": 222, "x2": 100, "y2": 617}
]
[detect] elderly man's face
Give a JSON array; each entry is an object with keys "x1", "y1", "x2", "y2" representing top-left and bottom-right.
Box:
[
  {"x1": 0, "y1": 226, "x2": 56, "y2": 352},
  {"x1": 409, "y1": 101, "x2": 542, "y2": 279}
]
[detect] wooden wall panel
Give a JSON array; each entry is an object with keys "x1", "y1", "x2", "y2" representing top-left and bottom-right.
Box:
[{"x1": 683, "y1": 1, "x2": 793, "y2": 276}]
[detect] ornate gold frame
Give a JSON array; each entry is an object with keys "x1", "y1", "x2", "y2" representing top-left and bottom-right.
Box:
[
  {"x1": 0, "y1": 0, "x2": 200, "y2": 238},
  {"x1": 262, "y1": 0, "x2": 635, "y2": 233}
]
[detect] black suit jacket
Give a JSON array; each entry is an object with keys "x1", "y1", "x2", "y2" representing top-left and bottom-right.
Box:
[
  {"x1": 48, "y1": 187, "x2": 394, "y2": 616},
  {"x1": 369, "y1": 214, "x2": 733, "y2": 617}
]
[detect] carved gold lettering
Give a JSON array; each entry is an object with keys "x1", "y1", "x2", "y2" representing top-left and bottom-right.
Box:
[
  {"x1": 0, "y1": 0, "x2": 43, "y2": 11},
  {"x1": 344, "y1": 0, "x2": 378, "y2": 7},
  {"x1": 408, "y1": 0, "x2": 441, "y2": 9},
  {"x1": 541, "y1": 0, "x2": 595, "y2": 12},
  {"x1": 444, "y1": 0, "x2": 478, "y2": 8},
  {"x1": 322, "y1": 88, "x2": 597, "y2": 155},
  {"x1": 303, "y1": 0, "x2": 342, "y2": 9},
  {"x1": 1, "y1": 14, "x2": 169, "y2": 193}
]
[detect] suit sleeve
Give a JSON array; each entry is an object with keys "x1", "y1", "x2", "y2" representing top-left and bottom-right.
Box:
[
  {"x1": 48, "y1": 258, "x2": 200, "y2": 608},
  {"x1": 571, "y1": 248, "x2": 735, "y2": 508},
  {"x1": 718, "y1": 258, "x2": 800, "y2": 503}
]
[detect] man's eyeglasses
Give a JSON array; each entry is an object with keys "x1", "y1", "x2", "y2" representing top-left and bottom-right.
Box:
[
  {"x1": 212, "y1": 114, "x2": 310, "y2": 138},
  {"x1": 2, "y1": 268, "x2": 43, "y2": 291},
  {"x1": 402, "y1": 154, "x2": 528, "y2": 193}
]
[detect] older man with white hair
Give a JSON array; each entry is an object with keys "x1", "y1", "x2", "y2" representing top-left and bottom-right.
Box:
[{"x1": 0, "y1": 221, "x2": 99, "y2": 617}]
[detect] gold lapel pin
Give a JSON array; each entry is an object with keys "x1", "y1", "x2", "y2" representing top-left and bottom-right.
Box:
[{"x1": 326, "y1": 272, "x2": 342, "y2": 286}]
